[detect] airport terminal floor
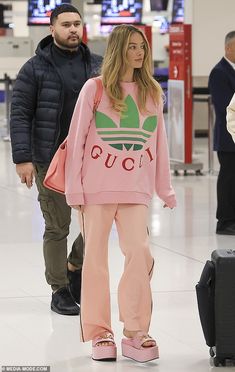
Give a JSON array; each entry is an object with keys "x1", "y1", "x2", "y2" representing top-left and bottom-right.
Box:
[{"x1": 0, "y1": 134, "x2": 234, "y2": 372}]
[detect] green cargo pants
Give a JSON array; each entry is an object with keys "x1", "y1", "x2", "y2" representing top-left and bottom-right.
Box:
[{"x1": 34, "y1": 163, "x2": 84, "y2": 291}]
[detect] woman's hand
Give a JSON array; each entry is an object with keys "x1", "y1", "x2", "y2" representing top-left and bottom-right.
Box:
[
  {"x1": 163, "y1": 203, "x2": 174, "y2": 209},
  {"x1": 79, "y1": 205, "x2": 85, "y2": 213},
  {"x1": 71, "y1": 205, "x2": 85, "y2": 213}
]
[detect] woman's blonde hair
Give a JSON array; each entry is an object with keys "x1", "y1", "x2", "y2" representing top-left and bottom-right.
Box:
[{"x1": 101, "y1": 24, "x2": 164, "y2": 113}]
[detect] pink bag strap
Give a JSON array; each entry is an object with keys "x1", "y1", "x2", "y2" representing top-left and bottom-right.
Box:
[
  {"x1": 60, "y1": 138, "x2": 67, "y2": 148},
  {"x1": 92, "y1": 76, "x2": 103, "y2": 112}
]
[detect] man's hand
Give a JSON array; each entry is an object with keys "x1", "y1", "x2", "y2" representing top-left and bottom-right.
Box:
[{"x1": 16, "y1": 162, "x2": 35, "y2": 189}]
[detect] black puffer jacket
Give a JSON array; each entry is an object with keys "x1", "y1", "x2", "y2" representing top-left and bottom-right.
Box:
[{"x1": 10, "y1": 35, "x2": 102, "y2": 164}]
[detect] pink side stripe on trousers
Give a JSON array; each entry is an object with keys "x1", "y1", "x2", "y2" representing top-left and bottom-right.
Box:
[{"x1": 78, "y1": 204, "x2": 154, "y2": 342}]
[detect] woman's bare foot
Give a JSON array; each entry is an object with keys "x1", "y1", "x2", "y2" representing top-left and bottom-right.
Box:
[
  {"x1": 95, "y1": 332, "x2": 115, "y2": 347},
  {"x1": 123, "y1": 329, "x2": 156, "y2": 347}
]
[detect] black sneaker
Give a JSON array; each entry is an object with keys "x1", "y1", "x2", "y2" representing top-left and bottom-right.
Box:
[
  {"x1": 51, "y1": 287, "x2": 80, "y2": 315},
  {"x1": 67, "y1": 268, "x2": 82, "y2": 305}
]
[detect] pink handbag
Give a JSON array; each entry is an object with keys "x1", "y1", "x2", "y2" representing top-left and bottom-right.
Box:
[{"x1": 43, "y1": 77, "x2": 103, "y2": 194}]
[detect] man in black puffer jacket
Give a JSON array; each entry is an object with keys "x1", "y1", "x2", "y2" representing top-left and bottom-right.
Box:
[{"x1": 10, "y1": 4, "x2": 102, "y2": 316}]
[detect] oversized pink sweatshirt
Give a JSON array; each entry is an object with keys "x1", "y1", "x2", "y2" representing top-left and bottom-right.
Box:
[{"x1": 65, "y1": 78, "x2": 176, "y2": 208}]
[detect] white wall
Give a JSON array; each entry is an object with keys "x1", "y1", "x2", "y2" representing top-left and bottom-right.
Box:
[
  {"x1": 11, "y1": 0, "x2": 84, "y2": 52},
  {"x1": 84, "y1": 0, "x2": 171, "y2": 64},
  {"x1": 2, "y1": 0, "x2": 235, "y2": 77},
  {"x1": 83, "y1": 0, "x2": 235, "y2": 72},
  {"x1": 192, "y1": 0, "x2": 235, "y2": 77},
  {"x1": 12, "y1": 1, "x2": 29, "y2": 37}
]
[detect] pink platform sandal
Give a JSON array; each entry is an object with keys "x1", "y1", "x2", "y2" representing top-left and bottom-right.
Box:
[
  {"x1": 92, "y1": 332, "x2": 117, "y2": 361},
  {"x1": 121, "y1": 331, "x2": 159, "y2": 363}
]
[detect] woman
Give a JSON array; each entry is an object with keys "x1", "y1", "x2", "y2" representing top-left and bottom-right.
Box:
[{"x1": 65, "y1": 24, "x2": 176, "y2": 363}]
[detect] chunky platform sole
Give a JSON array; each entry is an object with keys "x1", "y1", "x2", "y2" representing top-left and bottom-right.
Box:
[
  {"x1": 121, "y1": 340, "x2": 159, "y2": 363},
  {"x1": 92, "y1": 345, "x2": 117, "y2": 361}
]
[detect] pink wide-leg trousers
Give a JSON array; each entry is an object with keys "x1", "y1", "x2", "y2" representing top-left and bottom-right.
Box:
[{"x1": 79, "y1": 204, "x2": 154, "y2": 342}]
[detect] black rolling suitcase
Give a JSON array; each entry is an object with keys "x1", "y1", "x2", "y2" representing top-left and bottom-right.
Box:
[{"x1": 196, "y1": 249, "x2": 235, "y2": 367}]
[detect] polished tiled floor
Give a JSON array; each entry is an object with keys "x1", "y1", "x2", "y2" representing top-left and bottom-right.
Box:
[{"x1": 0, "y1": 135, "x2": 234, "y2": 372}]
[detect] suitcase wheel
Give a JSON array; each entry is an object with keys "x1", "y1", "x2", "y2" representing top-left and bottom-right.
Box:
[{"x1": 213, "y1": 357, "x2": 225, "y2": 367}]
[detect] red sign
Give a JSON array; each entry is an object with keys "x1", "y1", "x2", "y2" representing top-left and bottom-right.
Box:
[
  {"x1": 169, "y1": 24, "x2": 192, "y2": 163},
  {"x1": 135, "y1": 24, "x2": 152, "y2": 51}
]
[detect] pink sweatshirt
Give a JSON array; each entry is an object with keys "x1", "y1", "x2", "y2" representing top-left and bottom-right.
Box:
[{"x1": 65, "y1": 78, "x2": 176, "y2": 208}]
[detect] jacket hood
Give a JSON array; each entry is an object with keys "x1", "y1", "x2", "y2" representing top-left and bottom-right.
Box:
[{"x1": 35, "y1": 34, "x2": 91, "y2": 62}]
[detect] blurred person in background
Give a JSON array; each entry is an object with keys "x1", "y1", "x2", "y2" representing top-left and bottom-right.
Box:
[
  {"x1": 209, "y1": 30, "x2": 235, "y2": 235},
  {"x1": 10, "y1": 4, "x2": 102, "y2": 315}
]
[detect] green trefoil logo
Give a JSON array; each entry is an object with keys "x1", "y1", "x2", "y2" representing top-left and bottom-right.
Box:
[{"x1": 95, "y1": 95, "x2": 158, "y2": 151}]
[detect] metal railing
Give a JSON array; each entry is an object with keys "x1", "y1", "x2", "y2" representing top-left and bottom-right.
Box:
[
  {"x1": 208, "y1": 95, "x2": 215, "y2": 174},
  {"x1": 193, "y1": 88, "x2": 215, "y2": 174},
  {"x1": 0, "y1": 73, "x2": 14, "y2": 142}
]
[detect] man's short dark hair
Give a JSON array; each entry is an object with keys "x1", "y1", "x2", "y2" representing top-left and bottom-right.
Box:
[
  {"x1": 225, "y1": 31, "x2": 235, "y2": 45},
  {"x1": 50, "y1": 4, "x2": 82, "y2": 25}
]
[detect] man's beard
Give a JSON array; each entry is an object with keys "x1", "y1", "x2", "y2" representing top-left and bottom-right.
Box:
[{"x1": 54, "y1": 33, "x2": 81, "y2": 50}]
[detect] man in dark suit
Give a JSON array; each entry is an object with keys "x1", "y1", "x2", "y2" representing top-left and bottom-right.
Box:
[{"x1": 209, "y1": 31, "x2": 235, "y2": 235}]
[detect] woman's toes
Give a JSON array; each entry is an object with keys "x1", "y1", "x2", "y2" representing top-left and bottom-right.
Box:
[{"x1": 142, "y1": 340, "x2": 156, "y2": 347}]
